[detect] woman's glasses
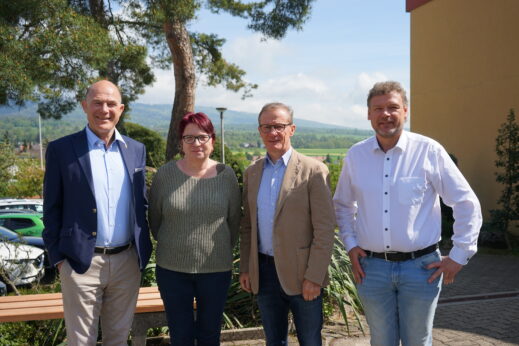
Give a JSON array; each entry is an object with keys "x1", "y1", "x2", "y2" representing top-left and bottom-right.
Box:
[{"x1": 182, "y1": 135, "x2": 211, "y2": 144}]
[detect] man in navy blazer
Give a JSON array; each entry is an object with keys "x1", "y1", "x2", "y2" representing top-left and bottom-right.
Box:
[{"x1": 43, "y1": 80, "x2": 152, "y2": 345}]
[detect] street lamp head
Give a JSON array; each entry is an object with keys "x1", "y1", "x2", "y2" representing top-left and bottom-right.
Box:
[{"x1": 216, "y1": 107, "x2": 227, "y2": 113}]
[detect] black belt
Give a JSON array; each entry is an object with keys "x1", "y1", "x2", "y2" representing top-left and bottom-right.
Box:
[
  {"x1": 364, "y1": 243, "x2": 438, "y2": 262},
  {"x1": 258, "y1": 252, "x2": 275, "y2": 264},
  {"x1": 94, "y1": 243, "x2": 132, "y2": 255}
]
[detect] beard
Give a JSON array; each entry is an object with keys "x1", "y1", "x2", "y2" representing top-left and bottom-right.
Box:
[{"x1": 375, "y1": 123, "x2": 404, "y2": 138}]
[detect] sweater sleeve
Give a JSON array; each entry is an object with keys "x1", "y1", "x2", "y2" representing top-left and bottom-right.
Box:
[
  {"x1": 226, "y1": 167, "x2": 242, "y2": 248},
  {"x1": 148, "y1": 168, "x2": 163, "y2": 240}
]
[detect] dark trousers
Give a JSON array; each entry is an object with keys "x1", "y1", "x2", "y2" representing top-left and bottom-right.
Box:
[
  {"x1": 257, "y1": 254, "x2": 323, "y2": 346},
  {"x1": 156, "y1": 266, "x2": 232, "y2": 346}
]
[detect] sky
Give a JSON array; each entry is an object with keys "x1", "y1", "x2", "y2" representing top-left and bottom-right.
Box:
[{"x1": 136, "y1": 0, "x2": 410, "y2": 130}]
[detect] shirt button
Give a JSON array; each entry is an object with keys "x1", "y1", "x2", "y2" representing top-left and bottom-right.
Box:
[
  {"x1": 384, "y1": 210, "x2": 388, "y2": 213},
  {"x1": 386, "y1": 246, "x2": 390, "y2": 249},
  {"x1": 384, "y1": 192, "x2": 388, "y2": 195},
  {"x1": 386, "y1": 158, "x2": 390, "y2": 160},
  {"x1": 385, "y1": 228, "x2": 388, "y2": 231},
  {"x1": 385, "y1": 174, "x2": 388, "y2": 177}
]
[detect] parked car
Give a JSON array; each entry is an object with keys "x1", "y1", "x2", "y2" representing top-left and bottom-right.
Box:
[
  {"x1": 0, "y1": 242, "x2": 45, "y2": 286},
  {"x1": 0, "y1": 213, "x2": 44, "y2": 236},
  {"x1": 0, "y1": 226, "x2": 51, "y2": 269},
  {"x1": 0, "y1": 199, "x2": 43, "y2": 213},
  {"x1": 0, "y1": 209, "x2": 40, "y2": 214}
]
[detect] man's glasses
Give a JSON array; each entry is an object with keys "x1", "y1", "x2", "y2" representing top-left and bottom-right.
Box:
[
  {"x1": 182, "y1": 135, "x2": 211, "y2": 144},
  {"x1": 258, "y1": 123, "x2": 292, "y2": 133}
]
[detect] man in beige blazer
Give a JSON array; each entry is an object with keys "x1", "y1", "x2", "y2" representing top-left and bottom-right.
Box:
[{"x1": 240, "y1": 102, "x2": 336, "y2": 345}]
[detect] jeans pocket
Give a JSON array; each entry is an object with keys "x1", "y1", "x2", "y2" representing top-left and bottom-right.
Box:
[
  {"x1": 419, "y1": 250, "x2": 441, "y2": 271},
  {"x1": 359, "y1": 256, "x2": 368, "y2": 270}
]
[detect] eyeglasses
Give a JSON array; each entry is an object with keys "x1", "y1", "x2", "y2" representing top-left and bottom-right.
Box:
[
  {"x1": 258, "y1": 123, "x2": 292, "y2": 133},
  {"x1": 182, "y1": 135, "x2": 211, "y2": 144}
]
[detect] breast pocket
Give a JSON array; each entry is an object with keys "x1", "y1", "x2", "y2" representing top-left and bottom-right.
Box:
[{"x1": 397, "y1": 177, "x2": 426, "y2": 205}]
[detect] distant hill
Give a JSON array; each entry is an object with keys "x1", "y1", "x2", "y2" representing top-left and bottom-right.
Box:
[
  {"x1": 0, "y1": 103, "x2": 373, "y2": 150},
  {"x1": 0, "y1": 102, "x2": 370, "y2": 133}
]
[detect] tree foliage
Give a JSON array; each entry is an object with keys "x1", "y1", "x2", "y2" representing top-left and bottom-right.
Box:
[
  {"x1": 113, "y1": 0, "x2": 315, "y2": 159},
  {"x1": 0, "y1": 0, "x2": 154, "y2": 124},
  {"x1": 2, "y1": 0, "x2": 316, "y2": 161},
  {"x1": 0, "y1": 0, "x2": 110, "y2": 116},
  {"x1": 492, "y1": 108, "x2": 519, "y2": 248},
  {"x1": 125, "y1": 121, "x2": 166, "y2": 168},
  {"x1": 6, "y1": 159, "x2": 44, "y2": 198},
  {"x1": 0, "y1": 139, "x2": 17, "y2": 197}
]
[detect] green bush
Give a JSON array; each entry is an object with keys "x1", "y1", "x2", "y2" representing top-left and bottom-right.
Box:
[
  {"x1": 221, "y1": 235, "x2": 364, "y2": 333},
  {"x1": 0, "y1": 285, "x2": 66, "y2": 346}
]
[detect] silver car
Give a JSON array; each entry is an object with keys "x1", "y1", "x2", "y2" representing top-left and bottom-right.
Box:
[{"x1": 0, "y1": 242, "x2": 45, "y2": 286}]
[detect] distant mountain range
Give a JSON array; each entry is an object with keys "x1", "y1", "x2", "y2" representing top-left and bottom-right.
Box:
[{"x1": 0, "y1": 102, "x2": 371, "y2": 135}]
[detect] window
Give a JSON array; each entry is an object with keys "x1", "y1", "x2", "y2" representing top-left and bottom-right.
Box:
[{"x1": 8, "y1": 218, "x2": 35, "y2": 230}]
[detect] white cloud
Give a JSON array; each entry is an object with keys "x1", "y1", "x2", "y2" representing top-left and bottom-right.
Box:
[
  {"x1": 347, "y1": 72, "x2": 389, "y2": 107},
  {"x1": 350, "y1": 104, "x2": 367, "y2": 117},
  {"x1": 225, "y1": 34, "x2": 289, "y2": 76},
  {"x1": 196, "y1": 71, "x2": 379, "y2": 129},
  {"x1": 136, "y1": 68, "x2": 175, "y2": 104},
  {"x1": 137, "y1": 66, "x2": 396, "y2": 130}
]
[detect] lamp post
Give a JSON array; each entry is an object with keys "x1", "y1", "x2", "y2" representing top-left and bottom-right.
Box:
[
  {"x1": 38, "y1": 114, "x2": 43, "y2": 170},
  {"x1": 216, "y1": 107, "x2": 227, "y2": 164}
]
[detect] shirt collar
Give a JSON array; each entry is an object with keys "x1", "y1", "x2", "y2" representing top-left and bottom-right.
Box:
[
  {"x1": 265, "y1": 147, "x2": 293, "y2": 167},
  {"x1": 395, "y1": 130, "x2": 408, "y2": 151},
  {"x1": 85, "y1": 125, "x2": 126, "y2": 149},
  {"x1": 371, "y1": 130, "x2": 408, "y2": 153}
]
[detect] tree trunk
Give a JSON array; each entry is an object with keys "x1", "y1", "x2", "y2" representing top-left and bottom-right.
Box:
[
  {"x1": 163, "y1": 19, "x2": 196, "y2": 161},
  {"x1": 88, "y1": 0, "x2": 107, "y2": 26}
]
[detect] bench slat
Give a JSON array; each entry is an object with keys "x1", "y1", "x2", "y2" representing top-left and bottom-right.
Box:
[
  {"x1": 0, "y1": 306, "x2": 65, "y2": 322},
  {"x1": 135, "y1": 299, "x2": 165, "y2": 313},
  {"x1": 0, "y1": 298, "x2": 64, "y2": 311},
  {"x1": 0, "y1": 293, "x2": 63, "y2": 303},
  {"x1": 0, "y1": 287, "x2": 164, "y2": 323}
]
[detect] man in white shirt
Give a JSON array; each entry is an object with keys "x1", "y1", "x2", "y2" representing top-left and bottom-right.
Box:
[{"x1": 333, "y1": 81, "x2": 482, "y2": 345}]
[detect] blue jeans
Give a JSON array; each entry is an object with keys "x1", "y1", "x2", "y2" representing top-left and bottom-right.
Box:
[
  {"x1": 257, "y1": 255, "x2": 323, "y2": 346},
  {"x1": 156, "y1": 266, "x2": 231, "y2": 346},
  {"x1": 357, "y1": 250, "x2": 442, "y2": 346}
]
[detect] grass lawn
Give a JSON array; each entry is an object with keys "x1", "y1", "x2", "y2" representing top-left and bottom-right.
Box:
[
  {"x1": 236, "y1": 148, "x2": 348, "y2": 159},
  {"x1": 296, "y1": 148, "x2": 348, "y2": 156}
]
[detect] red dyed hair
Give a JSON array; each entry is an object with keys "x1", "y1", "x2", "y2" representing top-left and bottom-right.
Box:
[{"x1": 178, "y1": 112, "x2": 216, "y2": 141}]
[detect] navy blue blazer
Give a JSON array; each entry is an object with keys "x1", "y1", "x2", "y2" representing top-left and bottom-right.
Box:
[{"x1": 42, "y1": 129, "x2": 152, "y2": 274}]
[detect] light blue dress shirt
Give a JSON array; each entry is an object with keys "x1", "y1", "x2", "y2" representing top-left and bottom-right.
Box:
[
  {"x1": 257, "y1": 148, "x2": 293, "y2": 256},
  {"x1": 86, "y1": 126, "x2": 133, "y2": 247}
]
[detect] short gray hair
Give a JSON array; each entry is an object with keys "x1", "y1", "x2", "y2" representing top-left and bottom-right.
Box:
[
  {"x1": 367, "y1": 81, "x2": 408, "y2": 107},
  {"x1": 258, "y1": 102, "x2": 294, "y2": 124}
]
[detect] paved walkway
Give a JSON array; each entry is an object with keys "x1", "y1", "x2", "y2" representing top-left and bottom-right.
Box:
[
  {"x1": 433, "y1": 253, "x2": 519, "y2": 346},
  {"x1": 221, "y1": 253, "x2": 519, "y2": 345}
]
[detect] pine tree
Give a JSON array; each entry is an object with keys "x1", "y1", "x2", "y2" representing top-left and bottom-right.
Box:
[{"x1": 493, "y1": 109, "x2": 519, "y2": 249}]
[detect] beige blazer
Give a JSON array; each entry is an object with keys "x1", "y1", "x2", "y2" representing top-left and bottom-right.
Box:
[{"x1": 240, "y1": 150, "x2": 336, "y2": 295}]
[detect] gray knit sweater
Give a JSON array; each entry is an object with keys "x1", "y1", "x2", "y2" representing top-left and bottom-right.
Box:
[{"x1": 149, "y1": 161, "x2": 241, "y2": 273}]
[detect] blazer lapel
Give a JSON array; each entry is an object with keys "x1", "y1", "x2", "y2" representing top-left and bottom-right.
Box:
[
  {"x1": 274, "y1": 151, "x2": 300, "y2": 220},
  {"x1": 118, "y1": 137, "x2": 135, "y2": 184},
  {"x1": 72, "y1": 130, "x2": 95, "y2": 195},
  {"x1": 247, "y1": 159, "x2": 264, "y2": 220}
]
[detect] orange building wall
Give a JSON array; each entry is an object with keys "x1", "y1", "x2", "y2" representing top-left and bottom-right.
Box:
[{"x1": 410, "y1": 0, "x2": 519, "y2": 218}]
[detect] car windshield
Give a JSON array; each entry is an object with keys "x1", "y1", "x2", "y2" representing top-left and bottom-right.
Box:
[{"x1": 0, "y1": 200, "x2": 43, "y2": 213}]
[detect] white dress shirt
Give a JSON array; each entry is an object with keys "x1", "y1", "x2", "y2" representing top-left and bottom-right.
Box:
[
  {"x1": 257, "y1": 148, "x2": 292, "y2": 256},
  {"x1": 333, "y1": 131, "x2": 482, "y2": 265},
  {"x1": 86, "y1": 126, "x2": 133, "y2": 247}
]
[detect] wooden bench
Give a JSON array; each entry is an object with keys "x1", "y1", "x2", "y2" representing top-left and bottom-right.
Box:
[{"x1": 0, "y1": 286, "x2": 167, "y2": 345}]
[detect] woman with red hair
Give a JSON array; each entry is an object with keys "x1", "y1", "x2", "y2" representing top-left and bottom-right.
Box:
[{"x1": 149, "y1": 112, "x2": 241, "y2": 345}]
